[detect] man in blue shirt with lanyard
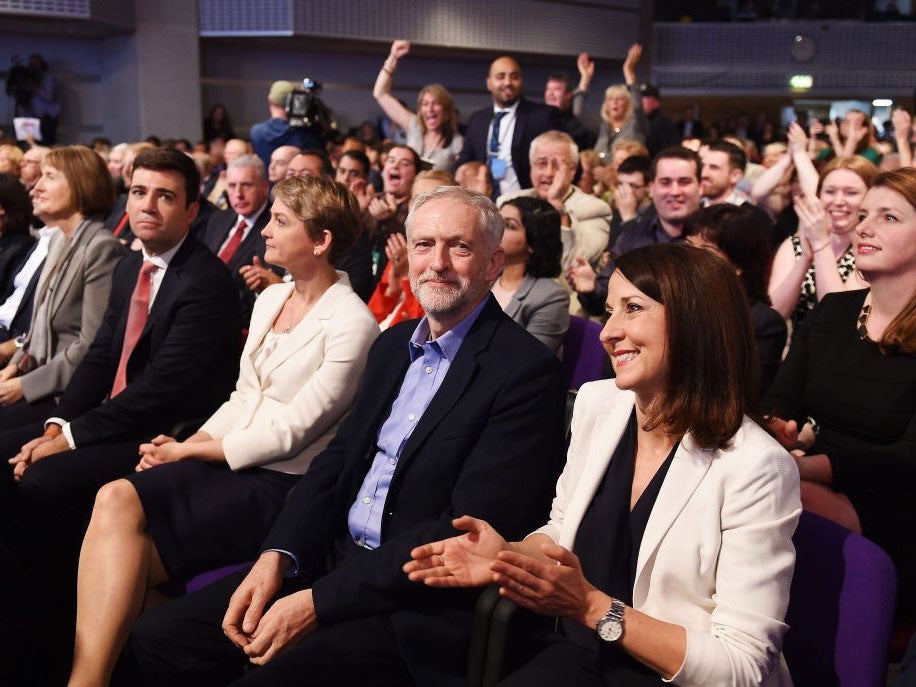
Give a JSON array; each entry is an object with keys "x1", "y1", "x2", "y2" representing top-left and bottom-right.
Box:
[{"x1": 124, "y1": 186, "x2": 567, "y2": 687}]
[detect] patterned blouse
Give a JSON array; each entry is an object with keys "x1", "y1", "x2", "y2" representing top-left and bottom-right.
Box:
[{"x1": 789, "y1": 234, "x2": 856, "y2": 333}]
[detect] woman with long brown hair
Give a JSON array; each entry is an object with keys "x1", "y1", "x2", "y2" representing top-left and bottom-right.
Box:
[{"x1": 765, "y1": 167, "x2": 916, "y2": 620}]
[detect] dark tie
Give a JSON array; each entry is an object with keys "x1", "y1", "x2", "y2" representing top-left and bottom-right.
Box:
[
  {"x1": 218, "y1": 218, "x2": 247, "y2": 264},
  {"x1": 111, "y1": 260, "x2": 159, "y2": 398},
  {"x1": 489, "y1": 111, "x2": 508, "y2": 157}
]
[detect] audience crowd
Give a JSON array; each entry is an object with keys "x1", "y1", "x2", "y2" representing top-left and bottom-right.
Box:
[{"x1": 0, "y1": 37, "x2": 914, "y2": 686}]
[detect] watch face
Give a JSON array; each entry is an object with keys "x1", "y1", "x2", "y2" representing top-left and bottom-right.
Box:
[{"x1": 597, "y1": 617, "x2": 622, "y2": 642}]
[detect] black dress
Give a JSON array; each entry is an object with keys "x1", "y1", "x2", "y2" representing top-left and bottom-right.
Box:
[
  {"x1": 764, "y1": 288, "x2": 916, "y2": 616},
  {"x1": 500, "y1": 411, "x2": 677, "y2": 686}
]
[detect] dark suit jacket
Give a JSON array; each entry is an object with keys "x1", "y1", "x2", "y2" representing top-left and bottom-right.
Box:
[
  {"x1": 54, "y1": 235, "x2": 241, "y2": 447},
  {"x1": 0, "y1": 232, "x2": 34, "y2": 299},
  {"x1": 202, "y1": 207, "x2": 275, "y2": 325},
  {"x1": 456, "y1": 98, "x2": 563, "y2": 190},
  {"x1": 261, "y1": 296, "x2": 567, "y2": 687}
]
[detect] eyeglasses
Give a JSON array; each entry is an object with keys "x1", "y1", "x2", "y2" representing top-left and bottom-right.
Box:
[{"x1": 616, "y1": 181, "x2": 646, "y2": 191}]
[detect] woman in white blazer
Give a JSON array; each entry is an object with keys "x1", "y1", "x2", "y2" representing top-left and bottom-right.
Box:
[
  {"x1": 69, "y1": 176, "x2": 379, "y2": 685},
  {"x1": 407, "y1": 245, "x2": 801, "y2": 686}
]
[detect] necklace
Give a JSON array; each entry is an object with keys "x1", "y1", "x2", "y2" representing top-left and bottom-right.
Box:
[{"x1": 857, "y1": 300, "x2": 872, "y2": 341}]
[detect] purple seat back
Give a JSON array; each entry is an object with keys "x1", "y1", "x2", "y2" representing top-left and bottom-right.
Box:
[
  {"x1": 562, "y1": 316, "x2": 607, "y2": 390},
  {"x1": 783, "y1": 511, "x2": 896, "y2": 687}
]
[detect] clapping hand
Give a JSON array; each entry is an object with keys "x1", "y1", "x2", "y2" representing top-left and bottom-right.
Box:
[
  {"x1": 368, "y1": 192, "x2": 398, "y2": 222},
  {"x1": 404, "y1": 516, "x2": 508, "y2": 588}
]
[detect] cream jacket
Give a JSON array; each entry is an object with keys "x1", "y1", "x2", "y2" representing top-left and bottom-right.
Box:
[
  {"x1": 200, "y1": 276, "x2": 379, "y2": 474},
  {"x1": 534, "y1": 380, "x2": 801, "y2": 686}
]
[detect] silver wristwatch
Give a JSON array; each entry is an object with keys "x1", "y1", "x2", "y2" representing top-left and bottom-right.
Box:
[{"x1": 595, "y1": 597, "x2": 626, "y2": 642}]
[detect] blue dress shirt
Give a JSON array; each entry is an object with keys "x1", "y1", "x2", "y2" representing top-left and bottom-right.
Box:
[{"x1": 346, "y1": 299, "x2": 488, "y2": 549}]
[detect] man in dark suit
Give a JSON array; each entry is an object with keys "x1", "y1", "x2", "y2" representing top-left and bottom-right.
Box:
[
  {"x1": 457, "y1": 56, "x2": 563, "y2": 197},
  {"x1": 123, "y1": 186, "x2": 567, "y2": 687},
  {"x1": 2, "y1": 148, "x2": 241, "y2": 685},
  {"x1": 202, "y1": 154, "x2": 279, "y2": 324}
]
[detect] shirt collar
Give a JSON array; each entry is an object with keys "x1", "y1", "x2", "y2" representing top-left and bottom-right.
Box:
[
  {"x1": 141, "y1": 233, "x2": 186, "y2": 269},
  {"x1": 492, "y1": 100, "x2": 521, "y2": 116},
  {"x1": 408, "y1": 296, "x2": 489, "y2": 362},
  {"x1": 239, "y1": 202, "x2": 268, "y2": 227}
]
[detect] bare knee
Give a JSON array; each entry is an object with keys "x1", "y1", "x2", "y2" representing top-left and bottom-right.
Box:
[
  {"x1": 93, "y1": 479, "x2": 146, "y2": 530},
  {"x1": 799, "y1": 480, "x2": 862, "y2": 533}
]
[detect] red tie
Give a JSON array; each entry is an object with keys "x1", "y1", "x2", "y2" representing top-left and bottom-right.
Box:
[
  {"x1": 112, "y1": 213, "x2": 129, "y2": 237},
  {"x1": 111, "y1": 261, "x2": 159, "y2": 398},
  {"x1": 218, "y1": 219, "x2": 247, "y2": 263}
]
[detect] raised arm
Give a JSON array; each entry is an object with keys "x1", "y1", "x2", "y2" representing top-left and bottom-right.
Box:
[
  {"x1": 750, "y1": 153, "x2": 793, "y2": 203},
  {"x1": 893, "y1": 108, "x2": 914, "y2": 168},
  {"x1": 795, "y1": 194, "x2": 865, "y2": 298},
  {"x1": 787, "y1": 121, "x2": 818, "y2": 199},
  {"x1": 372, "y1": 40, "x2": 416, "y2": 132},
  {"x1": 572, "y1": 52, "x2": 594, "y2": 118}
]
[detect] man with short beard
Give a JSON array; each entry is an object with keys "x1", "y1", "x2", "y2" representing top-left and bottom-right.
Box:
[{"x1": 124, "y1": 186, "x2": 566, "y2": 687}]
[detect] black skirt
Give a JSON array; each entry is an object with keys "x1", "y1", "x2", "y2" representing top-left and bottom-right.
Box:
[{"x1": 127, "y1": 460, "x2": 298, "y2": 581}]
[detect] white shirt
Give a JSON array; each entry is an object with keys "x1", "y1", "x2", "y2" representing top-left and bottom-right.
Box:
[
  {"x1": 217, "y1": 203, "x2": 267, "y2": 255},
  {"x1": 50, "y1": 234, "x2": 188, "y2": 449},
  {"x1": 0, "y1": 226, "x2": 57, "y2": 328},
  {"x1": 487, "y1": 100, "x2": 520, "y2": 194}
]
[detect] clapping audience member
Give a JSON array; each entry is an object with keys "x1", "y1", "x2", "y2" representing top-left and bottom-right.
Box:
[
  {"x1": 68, "y1": 175, "x2": 379, "y2": 686},
  {"x1": 374, "y1": 40, "x2": 464, "y2": 171},
  {"x1": 407, "y1": 244, "x2": 800, "y2": 686},
  {"x1": 202, "y1": 154, "x2": 280, "y2": 325},
  {"x1": 499, "y1": 131, "x2": 611, "y2": 271},
  {"x1": 593, "y1": 44, "x2": 649, "y2": 159},
  {"x1": 493, "y1": 196, "x2": 570, "y2": 352},
  {"x1": 364, "y1": 144, "x2": 419, "y2": 280},
  {"x1": 567, "y1": 147, "x2": 702, "y2": 316},
  {"x1": 768, "y1": 156, "x2": 877, "y2": 332},
  {"x1": 0, "y1": 147, "x2": 123, "y2": 423},
  {"x1": 820, "y1": 110, "x2": 882, "y2": 164},
  {"x1": 764, "y1": 167, "x2": 916, "y2": 620},
  {"x1": 684, "y1": 204, "x2": 787, "y2": 391}
]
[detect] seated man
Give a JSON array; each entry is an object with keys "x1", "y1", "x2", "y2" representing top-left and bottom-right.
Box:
[
  {"x1": 498, "y1": 130, "x2": 611, "y2": 271},
  {"x1": 202, "y1": 154, "x2": 279, "y2": 325},
  {"x1": 2, "y1": 148, "x2": 241, "y2": 684},
  {"x1": 567, "y1": 146, "x2": 702, "y2": 315},
  {"x1": 121, "y1": 185, "x2": 567, "y2": 687}
]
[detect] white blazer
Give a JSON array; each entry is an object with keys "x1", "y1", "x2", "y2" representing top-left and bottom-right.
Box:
[
  {"x1": 534, "y1": 380, "x2": 801, "y2": 687},
  {"x1": 200, "y1": 275, "x2": 379, "y2": 474}
]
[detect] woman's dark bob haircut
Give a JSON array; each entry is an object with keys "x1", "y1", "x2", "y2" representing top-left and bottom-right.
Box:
[
  {"x1": 614, "y1": 243, "x2": 759, "y2": 449},
  {"x1": 502, "y1": 195, "x2": 563, "y2": 279}
]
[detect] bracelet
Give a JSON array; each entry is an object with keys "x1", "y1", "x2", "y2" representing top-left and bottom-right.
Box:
[
  {"x1": 812, "y1": 241, "x2": 831, "y2": 254},
  {"x1": 382, "y1": 61, "x2": 396, "y2": 75}
]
